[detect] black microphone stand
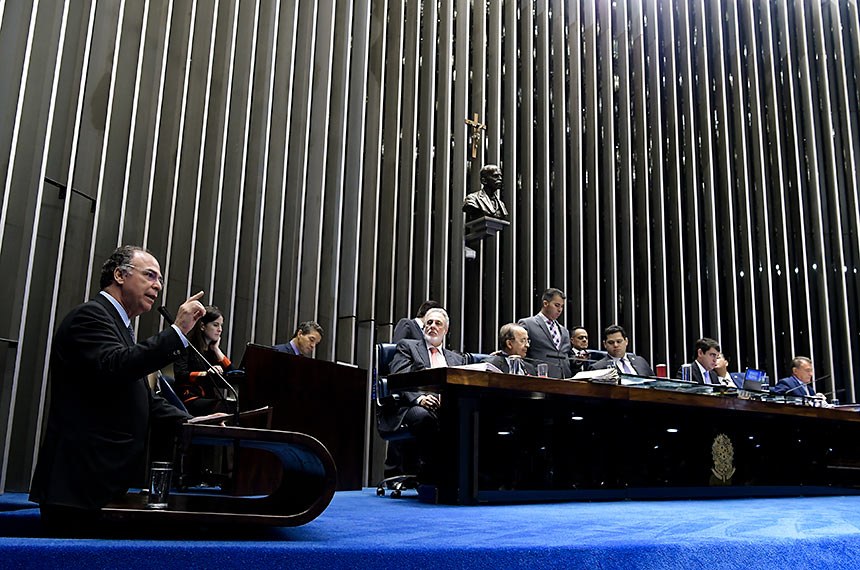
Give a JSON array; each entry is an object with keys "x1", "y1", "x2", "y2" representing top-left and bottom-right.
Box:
[{"x1": 159, "y1": 306, "x2": 241, "y2": 426}]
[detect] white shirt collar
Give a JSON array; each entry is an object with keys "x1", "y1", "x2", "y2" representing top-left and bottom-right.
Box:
[{"x1": 100, "y1": 290, "x2": 131, "y2": 328}]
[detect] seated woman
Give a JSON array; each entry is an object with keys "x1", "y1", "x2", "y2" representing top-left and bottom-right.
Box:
[{"x1": 173, "y1": 305, "x2": 235, "y2": 416}]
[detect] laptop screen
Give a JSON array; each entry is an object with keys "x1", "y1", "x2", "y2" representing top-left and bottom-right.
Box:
[{"x1": 743, "y1": 368, "x2": 765, "y2": 391}]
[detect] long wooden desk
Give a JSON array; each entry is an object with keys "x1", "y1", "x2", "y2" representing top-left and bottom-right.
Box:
[{"x1": 387, "y1": 368, "x2": 860, "y2": 504}]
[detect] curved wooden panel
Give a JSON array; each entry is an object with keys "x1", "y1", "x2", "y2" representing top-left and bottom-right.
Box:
[{"x1": 101, "y1": 424, "x2": 336, "y2": 527}]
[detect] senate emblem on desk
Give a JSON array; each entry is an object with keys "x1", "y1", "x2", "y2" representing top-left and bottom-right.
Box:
[{"x1": 710, "y1": 434, "x2": 736, "y2": 484}]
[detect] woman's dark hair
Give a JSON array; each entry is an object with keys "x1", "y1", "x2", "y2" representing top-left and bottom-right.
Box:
[{"x1": 188, "y1": 305, "x2": 224, "y2": 352}]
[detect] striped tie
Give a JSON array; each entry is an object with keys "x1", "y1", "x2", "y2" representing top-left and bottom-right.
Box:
[
  {"x1": 547, "y1": 319, "x2": 561, "y2": 349},
  {"x1": 127, "y1": 323, "x2": 136, "y2": 344}
]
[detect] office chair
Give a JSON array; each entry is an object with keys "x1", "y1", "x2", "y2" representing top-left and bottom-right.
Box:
[
  {"x1": 729, "y1": 372, "x2": 745, "y2": 389},
  {"x1": 465, "y1": 352, "x2": 490, "y2": 365},
  {"x1": 374, "y1": 342, "x2": 420, "y2": 497}
]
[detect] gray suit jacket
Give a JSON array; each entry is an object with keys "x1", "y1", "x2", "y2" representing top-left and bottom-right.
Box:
[
  {"x1": 389, "y1": 339, "x2": 466, "y2": 375},
  {"x1": 380, "y1": 339, "x2": 466, "y2": 433},
  {"x1": 518, "y1": 314, "x2": 572, "y2": 378}
]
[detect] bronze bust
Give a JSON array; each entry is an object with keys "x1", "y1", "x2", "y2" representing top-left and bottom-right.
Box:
[{"x1": 462, "y1": 164, "x2": 509, "y2": 221}]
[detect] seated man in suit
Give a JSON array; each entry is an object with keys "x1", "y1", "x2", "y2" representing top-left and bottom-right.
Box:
[
  {"x1": 392, "y1": 300, "x2": 442, "y2": 343},
  {"x1": 676, "y1": 337, "x2": 721, "y2": 384},
  {"x1": 486, "y1": 323, "x2": 537, "y2": 375},
  {"x1": 569, "y1": 325, "x2": 595, "y2": 373},
  {"x1": 273, "y1": 321, "x2": 323, "y2": 357},
  {"x1": 591, "y1": 324, "x2": 655, "y2": 376},
  {"x1": 518, "y1": 288, "x2": 572, "y2": 378},
  {"x1": 713, "y1": 353, "x2": 735, "y2": 387},
  {"x1": 384, "y1": 308, "x2": 466, "y2": 481},
  {"x1": 772, "y1": 356, "x2": 826, "y2": 400}
]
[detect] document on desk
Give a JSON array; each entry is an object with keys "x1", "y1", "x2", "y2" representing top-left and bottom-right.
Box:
[
  {"x1": 453, "y1": 362, "x2": 504, "y2": 373},
  {"x1": 573, "y1": 368, "x2": 619, "y2": 384}
]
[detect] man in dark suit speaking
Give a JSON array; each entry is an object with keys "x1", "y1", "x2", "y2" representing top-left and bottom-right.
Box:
[
  {"x1": 29, "y1": 245, "x2": 216, "y2": 530},
  {"x1": 384, "y1": 308, "x2": 465, "y2": 481}
]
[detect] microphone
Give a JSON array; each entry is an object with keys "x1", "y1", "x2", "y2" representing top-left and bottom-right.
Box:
[
  {"x1": 816, "y1": 374, "x2": 832, "y2": 383},
  {"x1": 780, "y1": 382, "x2": 813, "y2": 395},
  {"x1": 159, "y1": 306, "x2": 240, "y2": 425}
]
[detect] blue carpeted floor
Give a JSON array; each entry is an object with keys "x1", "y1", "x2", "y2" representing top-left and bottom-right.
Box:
[{"x1": 2, "y1": 489, "x2": 860, "y2": 568}]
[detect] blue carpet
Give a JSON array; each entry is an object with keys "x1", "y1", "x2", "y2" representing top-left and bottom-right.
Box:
[{"x1": 2, "y1": 489, "x2": 860, "y2": 568}]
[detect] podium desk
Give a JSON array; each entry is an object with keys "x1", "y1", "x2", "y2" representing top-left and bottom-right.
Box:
[
  {"x1": 240, "y1": 344, "x2": 367, "y2": 490},
  {"x1": 102, "y1": 424, "x2": 336, "y2": 527},
  {"x1": 387, "y1": 368, "x2": 860, "y2": 505}
]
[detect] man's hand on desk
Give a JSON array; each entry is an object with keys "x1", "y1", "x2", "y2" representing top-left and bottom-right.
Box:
[
  {"x1": 187, "y1": 412, "x2": 230, "y2": 425},
  {"x1": 416, "y1": 394, "x2": 440, "y2": 411}
]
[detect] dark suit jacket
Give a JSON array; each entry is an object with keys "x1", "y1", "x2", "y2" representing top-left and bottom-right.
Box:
[
  {"x1": 380, "y1": 339, "x2": 466, "y2": 433},
  {"x1": 518, "y1": 314, "x2": 572, "y2": 378},
  {"x1": 29, "y1": 294, "x2": 190, "y2": 510},
  {"x1": 591, "y1": 354, "x2": 655, "y2": 376},
  {"x1": 675, "y1": 363, "x2": 719, "y2": 385},
  {"x1": 392, "y1": 318, "x2": 423, "y2": 343},
  {"x1": 485, "y1": 354, "x2": 537, "y2": 376},
  {"x1": 771, "y1": 375, "x2": 814, "y2": 396},
  {"x1": 272, "y1": 342, "x2": 299, "y2": 355},
  {"x1": 570, "y1": 349, "x2": 603, "y2": 374}
]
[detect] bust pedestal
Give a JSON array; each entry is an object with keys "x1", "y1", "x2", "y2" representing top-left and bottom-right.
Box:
[{"x1": 464, "y1": 216, "x2": 510, "y2": 244}]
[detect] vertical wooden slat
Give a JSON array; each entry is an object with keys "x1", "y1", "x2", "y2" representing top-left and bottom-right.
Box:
[
  {"x1": 3, "y1": 0, "x2": 70, "y2": 494},
  {"x1": 707, "y1": 0, "x2": 742, "y2": 369},
  {"x1": 32, "y1": 0, "x2": 99, "y2": 483},
  {"x1": 0, "y1": 0, "x2": 41, "y2": 252},
  {"x1": 810, "y1": 0, "x2": 855, "y2": 400}
]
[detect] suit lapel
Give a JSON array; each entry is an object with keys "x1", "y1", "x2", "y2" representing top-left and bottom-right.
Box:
[
  {"x1": 417, "y1": 342, "x2": 432, "y2": 369},
  {"x1": 536, "y1": 315, "x2": 554, "y2": 346},
  {"x1": 94, "y1": 294, "x2": 134, "y2": 347},
  {"x1": 443, "y1": 348, "x2": 462, "y2": 366}
]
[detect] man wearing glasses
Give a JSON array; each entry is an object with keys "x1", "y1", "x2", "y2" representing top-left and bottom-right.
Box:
[{"x1": 29, "y1": 245, "x2": 214, "y2": 532}]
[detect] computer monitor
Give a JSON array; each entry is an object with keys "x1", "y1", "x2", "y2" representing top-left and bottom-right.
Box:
[{"x1": 742, "y1": 368, "x2": 765, "y2": 391}]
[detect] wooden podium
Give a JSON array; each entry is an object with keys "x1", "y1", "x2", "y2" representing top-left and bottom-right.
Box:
[
  {"x1": 238, "y1": 344, "x2": 368, "y2": 490},
  {"x1": 102, "y1": 424, "x2": 336, "y2": 527}
]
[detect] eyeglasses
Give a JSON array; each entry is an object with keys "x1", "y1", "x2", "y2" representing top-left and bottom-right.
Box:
[{"x1": 124, "y1": 264, "x2": 164, "y2": 286}]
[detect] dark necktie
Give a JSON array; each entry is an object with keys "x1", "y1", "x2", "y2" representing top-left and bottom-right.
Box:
[
  {"x1": 127, "y1": 323, "x2": 136, "y2": 344},
  {"x1": 547, "y1": 319, "x2": 561, "y2": 349}
]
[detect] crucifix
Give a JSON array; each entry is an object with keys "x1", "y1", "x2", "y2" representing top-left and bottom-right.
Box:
[{"x1": 465, "y1": 113, "x2": 486, "y2": 159}]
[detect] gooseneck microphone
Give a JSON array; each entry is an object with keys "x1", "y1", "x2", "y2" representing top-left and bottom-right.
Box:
[
  {"x1": 781, "y1": 382, "x2": 814, "y2": 396},
  {"x1": 159, "y1": 306, "x2": 240, "y2": 425}
]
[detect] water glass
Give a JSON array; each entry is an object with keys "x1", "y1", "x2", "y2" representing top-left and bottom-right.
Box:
[{"x1": 146, "y1": 461, "x2": 173, "y2": 509}]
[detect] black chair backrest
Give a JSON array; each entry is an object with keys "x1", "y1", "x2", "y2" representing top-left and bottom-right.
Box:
[
  {"x1": 374, "y1": 343, "x2": 398, "y2": 405},
  {"x1": 730, "y1": 372, "x2": 745, "y2": 389},
  {"x1": 376, "y1": 343, "x2": 398, "y2": 378}
]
